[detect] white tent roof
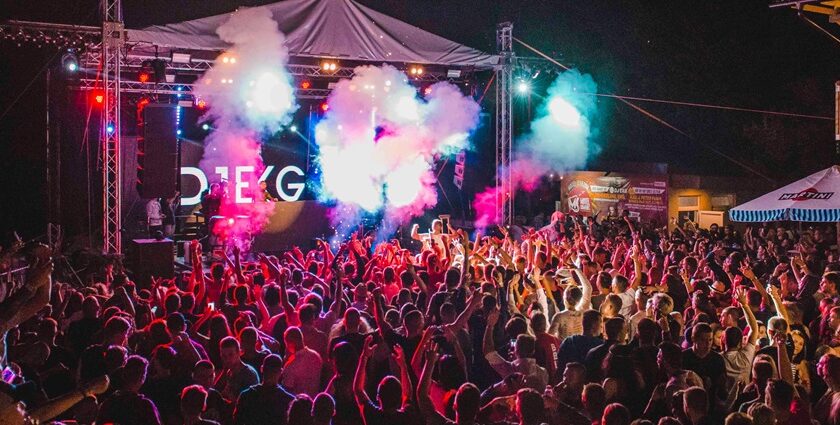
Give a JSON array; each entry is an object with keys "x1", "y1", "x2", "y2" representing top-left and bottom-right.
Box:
[
  {"x1": 729, "y1": 165, "x2": 840, "y2": 222},
  {"x1": 126, "y1": 0, "x2": 498, "y2": 68}
]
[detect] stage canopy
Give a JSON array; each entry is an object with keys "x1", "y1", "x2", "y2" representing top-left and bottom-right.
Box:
[
  {"x1": 126, "y1": 0, "x2": 498, "y2": 68},
  {"x1": 729, "y1": 165, "x2": 840, "y2": 222}
]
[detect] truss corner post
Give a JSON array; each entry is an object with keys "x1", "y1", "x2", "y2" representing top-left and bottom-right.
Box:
[
  {"x1": 102, "y1": 0, "x2": 124, "y2": 254},
  {"x1": 495, "y1": 22, "x2": 514, "y2": 227}
]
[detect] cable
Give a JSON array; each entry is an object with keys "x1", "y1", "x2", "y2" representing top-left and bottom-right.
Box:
[
  {"x1": 587, "y1": 93, "x2": 832, "y2": 121},
  {"x1": 799, "y1": 12, "x2": 840, "y2": 46},
  {"x1": 512, "y1": 36, "x2": 776, "y2": 183}
]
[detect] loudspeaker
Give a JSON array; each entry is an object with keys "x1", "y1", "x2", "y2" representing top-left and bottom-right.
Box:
[
  {"x1": 128, "y1": 238, "x2": 174, "y2": 289},
  {"x1": 137, "y1": 104, "x2": 178, "y2": 199}
]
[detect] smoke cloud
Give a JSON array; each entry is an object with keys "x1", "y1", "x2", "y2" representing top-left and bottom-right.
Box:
[
  {"x1": 193, "y1": 7, "x2": 297, "y2": 248},
  {"x1": 474, "y1": 69, "x2": 598, "y2": 229},
  {"x1": 314, "y1": 65, "x2": 480, "y2": 239}
]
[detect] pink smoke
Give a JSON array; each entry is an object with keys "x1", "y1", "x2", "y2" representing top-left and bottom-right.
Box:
[
  {"x1": 315, "y1": 65, "x2": 480, "y2": 234},
  {"x1": 473, "y1": 158, "x2": 550, "y2": 229}
]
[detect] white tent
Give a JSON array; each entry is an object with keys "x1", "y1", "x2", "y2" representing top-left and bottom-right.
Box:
[
  {"x1": 126, "y1": 0, "x2": 498, "y2": 68},
  {"x1": 729, "y1": 165, "x2": 840, "y2": 222}
]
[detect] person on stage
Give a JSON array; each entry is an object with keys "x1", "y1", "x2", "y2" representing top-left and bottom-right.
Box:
[{"x1": 146, "y1": 198, "x2": 165, "y2": 238}]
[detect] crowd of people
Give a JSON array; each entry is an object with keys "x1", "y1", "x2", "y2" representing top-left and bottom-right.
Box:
[{"x1": 1, "y1": 213, "x2": 840, "y2": 425}]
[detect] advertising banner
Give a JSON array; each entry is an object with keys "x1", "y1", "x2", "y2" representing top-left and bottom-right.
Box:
[{"x1": 562, "y1": 171, "x2": 668, "y2": 225}]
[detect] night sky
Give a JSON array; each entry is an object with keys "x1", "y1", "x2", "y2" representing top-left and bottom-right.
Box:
[{"x1": 1, "y1": 0, "x2": 838, "y2": 242}]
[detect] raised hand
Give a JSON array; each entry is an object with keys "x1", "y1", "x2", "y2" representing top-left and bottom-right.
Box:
[
  {"x1": 766, "y1": 284, "x2": 781, "y2": 300},
  {"x1": 362, "y1": 335, "x2": 376, "y2": 358},
  {"x1": 734, "y1": 286, "x2": 748, "y2": 306},
  {"x1": 739, "y1": 261, "x2": 756, "y2": 281},
  {"x1": 486, "y1": 306, "x2": 500, "y2": 327},
  {"x1": 392, "y1": 345, "x2": 406, "y2": 366},
  {"x1": 426, "y1": 341, "x2": 440, "y2": 364}
]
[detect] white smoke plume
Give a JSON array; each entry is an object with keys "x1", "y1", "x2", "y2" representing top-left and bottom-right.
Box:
[{"x1": 193, "y1": 6, "x2": 297, "y2": 248}]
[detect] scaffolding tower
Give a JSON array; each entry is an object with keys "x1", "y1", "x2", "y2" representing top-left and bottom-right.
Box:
[{"x1": 495, "y1": 22, "x2": 514, "y2": 227}]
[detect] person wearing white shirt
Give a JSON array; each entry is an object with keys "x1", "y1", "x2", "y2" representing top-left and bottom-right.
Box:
[
  {"x1": 723, "y1": 287, "x2": 759, "y2": 388},
  {"x1": 628, "y1": 289, "x2": 651, "y2": 341},
  {"x1": 280, "y1": 326, "x2": 323, "y2": 397},
  {"x1": 549, "y1": 267, "x2": 593, "y2": 340},
  {"x1": 613, "y1": 275, "x2": 636, "y2": 318},
  {"x1": 145, "y1": 198, "x2": 165, "y2": 237}
]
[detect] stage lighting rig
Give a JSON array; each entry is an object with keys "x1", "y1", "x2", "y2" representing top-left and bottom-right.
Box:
[{"x1": 61, "y1": 50, "x2": 79, "y2": 73}]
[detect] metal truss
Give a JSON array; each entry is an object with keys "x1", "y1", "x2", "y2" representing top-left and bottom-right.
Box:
[
  {"x1": 496, "y1": 22, "x2": 514, "y2": 227},
  {"x1": 101, "y1": 0, "x2": 124, "y2": 254},
  {"x1": 80, "y1": 51, "x2": 467, "y2": 80},
  {"x1": 0, "y1": 20, "x2": 99, "y2": 48},
  {"x1": 79, "y1": 78, "x2": 332, "y2": 99}
]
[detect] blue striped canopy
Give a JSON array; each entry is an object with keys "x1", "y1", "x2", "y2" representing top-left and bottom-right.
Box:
[{"x1": 729, "y1": 166, "x2": 840, "y2": 222}]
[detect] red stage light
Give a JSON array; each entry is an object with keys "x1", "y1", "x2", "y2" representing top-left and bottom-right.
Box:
[
  {"x1": 95, "y1": 94, "x2": 104, "y2": 104},
  {"x1": 139, "y1": 72, "x2": 150, "y2": 83},
  {"x1": 137, "y1": 98, "x2": 150, "y2": 111},
  {"x1": 301, "y1": 81, "x2": 311, "y2": 89},
  {"x1": 196, "y1": 99, "x2": 207, "y2": 110},
  {"x1": 320, "y1": 102, "x2": 329, "y2": 112}
]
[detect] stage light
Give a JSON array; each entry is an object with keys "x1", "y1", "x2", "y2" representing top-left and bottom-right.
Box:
[
  {"x1": 139, "y1": 70, "x2": 151, "y2": 83},
  {"x1": 106, "y1": 123, "x2": 115, "y2": 134},
  {"x1": 61, "y1": 51, "x2": 79, "y2": 73},
  {"x1": 409, "y1": 65, "x2": 424, "y2": 76},
  {"x1": 516, "y1": 80, "x2": 530, "y2": 94},
  {"x1": 290, "y1": 125, "x2": 297, "y2": 132},
  {"x1": 176, "y1": 129, "x2": 182, "y2": 136},
  {"x1": 548, "y1": 97, "x2": 581, "y2": 127},
  {"x1": 423, "y1": 86, "x2": 433, "y2": 96},
  {"x1": 321, "y1": 60, "x2": 338, "y2": 72},
  {"x1": 202, "y1": 123, "x2": 210, "y2": 131},
  {"x1": 301, "y1": 80, "x2": 311, "y2": 89},
  {"x1": 227, "y1": 218, "x2": 235, "y2": 225},
  {"x1": 320, "y1": 102, "x2": 329, "y2": 112},
  {"x1": 171, "y1": 52, "x2": 191, "y2": 64},
  {"x1": 196, "y1": 99, "x2": 207, "y2": 109},
  {"x1": 176, "y1": 86, "x2": 183, "y2": 98},
  {"x1": 446, "y1": 69, "x2": 461, "y2": 78},
  {"x1": 93, "y1": 91, "x2": 104, "y2": 104}
]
